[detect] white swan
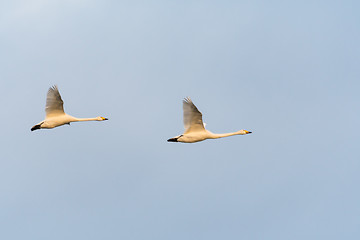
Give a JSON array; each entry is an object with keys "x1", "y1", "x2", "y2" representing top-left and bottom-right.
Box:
[
  {"x1": 31, "y1": 85, "x2": 108, "y2": 131},
  {"x1": 167, "y1": 97, "x2": 252, "y2": 143}
]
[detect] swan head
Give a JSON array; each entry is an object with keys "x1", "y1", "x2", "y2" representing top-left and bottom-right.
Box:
[
  {"x1": 97, "y1": 116, "x2": 108, "y2": 121},
  {"x1": 239, "y1": 129, "x2": 252, "y2": 135}
]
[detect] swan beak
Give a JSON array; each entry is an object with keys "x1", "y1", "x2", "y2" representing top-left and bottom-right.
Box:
[
  {"x1": 245, "y1": 130, "x2": 252, "y2": 134},
  {"x1": 102, "y1": 117, "x2": 108, "y2": 120}
]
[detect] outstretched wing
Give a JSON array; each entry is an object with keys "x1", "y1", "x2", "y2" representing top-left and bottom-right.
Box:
[
  {"x1": 183, "y1": 97, "x2": 205, "y2": 133},
  {"x1": 45, "y1": 85, "x2": 65, "y2": 117}
]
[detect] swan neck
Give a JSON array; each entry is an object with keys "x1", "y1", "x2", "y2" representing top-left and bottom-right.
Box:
[
  {"x1": 209, "y1": 131, "x2": 242, "y2": 139},
  {"x1": 73, "y1": 117, "x2": 98, "y2": 122}
]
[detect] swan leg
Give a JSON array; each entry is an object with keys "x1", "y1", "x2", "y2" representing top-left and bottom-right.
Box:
[
  {"x1": 167, "y1": 135, "x2": 183, "y2": 142},
  {"x1": 31, "y1": 121, "x2": 45, "y2": 131},
  {"x1": 31, "y1": 124, "x2": 42, "y2": 131},
  {"x1": 167, "y1": 137, "x2": 178, "y2": 142}
]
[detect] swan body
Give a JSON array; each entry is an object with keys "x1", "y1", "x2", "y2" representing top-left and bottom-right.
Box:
[
  {"x1": 31, "y1": 85, "x2": 108, "y2": 131},
  {"x1": 167, "y1": 97, "x2": 251, "y2": 143}
]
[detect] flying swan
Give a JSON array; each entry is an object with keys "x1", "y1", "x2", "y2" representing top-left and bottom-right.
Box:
[
  {"x1": 31, "y1": 85, "x2": 108, "y2": 131},
  {"x1": 167, "y1": 97, "x2": 252, "y2": 143}
]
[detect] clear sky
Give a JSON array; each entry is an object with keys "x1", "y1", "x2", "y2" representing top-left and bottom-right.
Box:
[{"x1": 1, "y1": 0, "x2": 359, "y2": 239}]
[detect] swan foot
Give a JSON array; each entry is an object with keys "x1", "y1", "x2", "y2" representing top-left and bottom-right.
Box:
[
  {"x1": 167, "y1": 137, "x2": 178, "y2": 142},
  {"x1": 31, "y1": 124, "x2": 42, "y2": 131}
]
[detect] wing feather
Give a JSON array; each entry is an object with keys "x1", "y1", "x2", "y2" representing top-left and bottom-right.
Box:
[
  {"x1": 183, "y1": 97, "x2": 205, "y2": 133},
  {"x1": 45, "y1": 85, "x2": 65, "y2": 117}
]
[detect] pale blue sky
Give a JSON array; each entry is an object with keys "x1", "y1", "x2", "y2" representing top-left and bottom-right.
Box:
[{"x1": 1, "y1": 1, "x2": 359, "y2": 239}]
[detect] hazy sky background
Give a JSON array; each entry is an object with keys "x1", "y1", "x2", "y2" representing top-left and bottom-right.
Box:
[{"x1": 1, "y1": 0, "x2": 359, "y2": 239}]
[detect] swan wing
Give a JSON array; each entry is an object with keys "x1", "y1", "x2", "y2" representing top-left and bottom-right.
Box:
[
  {"x1": 183, "y1": 97, "x2": 205, "y2": 133},
  {"x1": 45, "y1": 85, "x2": 65, "y2": 117}
]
